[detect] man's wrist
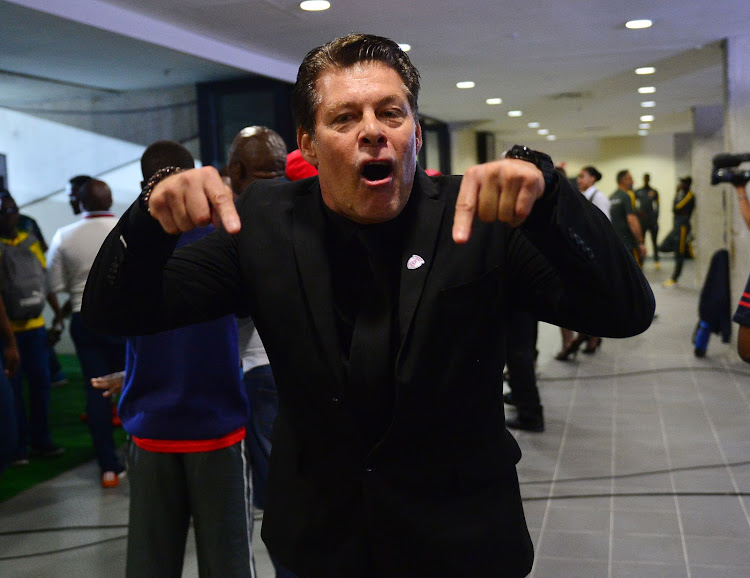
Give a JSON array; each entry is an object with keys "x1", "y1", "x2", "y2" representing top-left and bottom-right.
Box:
[
  {"x1": 139, "y1": 166, "x2": 185, "y2": 213},
  {"x1": 504, "y1": 145, "x2": 558, "y2": 195}
]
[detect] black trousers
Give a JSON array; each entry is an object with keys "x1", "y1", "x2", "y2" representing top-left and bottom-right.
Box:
[
  {"x1": 672, "y1": 222, "x2": 691, "y2": 281},
  {"x1": 505, "y1": 310, "x2": 540, "y2": 410},
  {"x1": 126, "y1": 439, "x2": 255, "y2": 578}
]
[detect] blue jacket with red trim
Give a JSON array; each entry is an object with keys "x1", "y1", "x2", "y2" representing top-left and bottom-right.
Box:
[{"x1": 118, "y1": 226, "x2": 248, "y2": 441}]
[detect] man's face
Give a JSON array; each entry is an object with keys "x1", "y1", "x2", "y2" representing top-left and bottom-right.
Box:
[
  {"x1": 298, "y1": 62, "x2": 422, "y2": 224},
  {"x1": 66, "y1": 182, "x2": 81, "y2": 215},
  {"x1": 621, "y1": 171, "x2": 634, "y2": 190},
  {"x1": 0, "y1": 197, "x2": 20, "y2": 234},
  {"x1": 577, "y1": 171, "x2": 594, "y2": 192}
]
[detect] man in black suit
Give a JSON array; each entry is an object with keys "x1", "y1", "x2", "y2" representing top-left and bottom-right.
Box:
[{"x1": 83, "y1": 33, "x2": 655, "y2": 578}]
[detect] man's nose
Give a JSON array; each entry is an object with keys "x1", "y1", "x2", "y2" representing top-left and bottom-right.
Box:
[{"x1": 360, "y1": 113, "x2": 387, "y2": 145}]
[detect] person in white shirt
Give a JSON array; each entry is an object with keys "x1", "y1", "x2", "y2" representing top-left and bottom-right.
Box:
[
  {"x1": 577, "y1": 165, "x2": 610, "y2": 220},
  {"x1": 47, "y1": 179, "x2": 126, "y2": 488},
  {"x1": 555, "y1": 166, "x2": 610, "y2": 360}
]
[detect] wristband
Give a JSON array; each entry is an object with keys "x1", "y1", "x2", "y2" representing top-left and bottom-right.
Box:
[
  {"x1": 139, "y1": 166, "x2": 185, "y2": 213},
  {"x1": 504, "y1": 145, "x2": 558, "y2": 195}
]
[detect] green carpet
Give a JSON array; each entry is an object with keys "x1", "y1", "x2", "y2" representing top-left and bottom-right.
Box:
[{"x1": 0, "y1": 354, "x2": 128, "y2": 502}]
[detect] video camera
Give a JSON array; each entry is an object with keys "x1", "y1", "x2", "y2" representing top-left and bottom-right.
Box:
[{"x1": 711, "y1": 152, "x2": 750, "y2": 186}]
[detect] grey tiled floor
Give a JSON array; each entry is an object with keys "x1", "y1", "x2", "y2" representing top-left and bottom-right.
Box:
[
  {"x1": 518, "y1": 258, "x2": 750, "y2": 578},
  {"x1": 2, "y1": 258, "x2": 750, "y2": 577}
]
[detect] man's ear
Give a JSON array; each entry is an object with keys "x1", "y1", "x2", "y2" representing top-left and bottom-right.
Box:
[
  {"x1": 298, "y1": 127, "x2": 318, "y2": 167},
  {"x1": 415, "y1": 121, "x2": 423, "y2": 155},
  {"x1": 228, "y1": 161, "x2": 245, "y2": 194}
]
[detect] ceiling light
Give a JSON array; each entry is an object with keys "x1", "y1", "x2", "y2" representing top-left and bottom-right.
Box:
[
  {"x1": 398, "y1": 44, "x2": 411, "y2": 52},
  {"x1": 508, "y1": 110, "x2": 523, "y2": 117},
  {"x1": 456, "y1": 81, "x2": 475, "y2": 89},
  {"x1": 486, "y1": 98, "x2": 503, "y2": 105},
  {"x1": 639, "y1": 123, "x2": 651, "y2": 129},
  {"x1": 640, "y1": 115, "x2": 654, "y2": 122},
  {"x1": 640, "y1": 101, "x2": 656, "y2": 108},
  {"x1": 638, "y1": 130, "x2": 649, "y2": 136},
  {"x1": 537, "y1": 129, "x2": 549, "y2": 135},
  {"x1": 638, "y1": 86, "x2": 656, "y2": 94},
  {"x1": 300, "y1": 1, "x2": 330, "y2": 10},
  {"x1": 546, "y1": 135, "x2": 557, "y2": 141},
  {"x1": 636, "y1": 67, "x2": 656, "y2": 75},
  {"x1": 626, "y1": 19, "x2": 653, "y2": 29},
  {"x1": 527, "y1": 121, "x2": 540, "y2": 128}
]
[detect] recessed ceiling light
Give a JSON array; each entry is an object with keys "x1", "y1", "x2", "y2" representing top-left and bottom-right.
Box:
[
  {"x1": 626, "y1": 19, "x2": 653, "y2": 29},
  {"x1": 527, "y1": 121, "x2": 540, "y2": 128},
  {"x1": 636, "y1": 66, "x2": 656, "y2": 75},
  {"x1": 508, "y1": 110, "x2": 523, "y2": 117},
  {"x1": 537, "y1": 128, "x2": 549, "y2": 135},
  {"x1": 456, "y1": 81, "x2": 475, "y2": 89},
  {"x1": 398, "y1": 43, "x2": 411, "y2": 52},
  {"x1": 638, "y1": 130, "x2": 649, "y2": 136},
  {"x1": 638, "y1": 86, "x2": 656, "y2": 94},
  {"x1": 639, "y1": 123, "x2": 651, "y2": 129},
  {"x1": 640, "y1": 101, "x2": 656, "y2": 108},
  {"x1": 640, "y1": 115, "x2": 654, "y2": 122},
  {"x1": 546, "y1": 135, "x2": 557, "y2": 141},
  {"x1": 300, "y1": 0, "x2": 330, "y2": 10},
  {"x1": 486, "y1": 98, "x2": 503, "y2": 105}
]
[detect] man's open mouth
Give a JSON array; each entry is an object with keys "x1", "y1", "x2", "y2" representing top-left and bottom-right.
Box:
[{"x1": 361, "y1": 161, "x2": 394, "y2": 182}]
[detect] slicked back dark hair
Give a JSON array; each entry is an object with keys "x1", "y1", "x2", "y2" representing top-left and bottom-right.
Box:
[
  {"x1": 292, "y1": 33, "x2": 420, "y2": 138},
  {"x1": 141, "y1": 140, "x2": 195, "y2": 182},
  {"x1": 582, "y1": 166, "x2": 602, "y2": 182}
]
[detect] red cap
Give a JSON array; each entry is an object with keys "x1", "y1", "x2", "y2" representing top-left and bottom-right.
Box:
[{"x1": 286, "y1": 149, "x2": 318, "y2": 181}]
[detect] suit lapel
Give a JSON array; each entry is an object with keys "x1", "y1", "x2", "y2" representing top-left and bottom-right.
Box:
[
  {"x1": 397, "y1": 169, "x2": 446, "y2": 344},
  {"x1": 292, "y1": 182, "x2": 346, "y2": 387}
]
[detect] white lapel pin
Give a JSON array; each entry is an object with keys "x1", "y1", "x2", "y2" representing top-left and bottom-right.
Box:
[{"x1": 407, "y1": 255, "x2": 425, "y2": 270}]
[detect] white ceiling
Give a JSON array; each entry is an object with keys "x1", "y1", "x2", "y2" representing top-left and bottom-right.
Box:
[{"x1": 2, "y1": 0, "x2": 749, "y2": 141}]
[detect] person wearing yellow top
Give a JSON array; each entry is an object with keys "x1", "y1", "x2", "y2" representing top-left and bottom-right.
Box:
[
  {"x1": 663, "y1": 177, "x2": 696, "y2": 287},
  {"x1": 0, "y1": 192, "x2": 64, "y2": 464}
]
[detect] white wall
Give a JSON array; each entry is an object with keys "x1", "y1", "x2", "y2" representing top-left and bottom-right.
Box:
[
  {"x1": 0, "y1": 102, "x2": 200, "y2": 353},
  {"x1": 449, "y1": 130, "x2": 682, "y2": 244}
]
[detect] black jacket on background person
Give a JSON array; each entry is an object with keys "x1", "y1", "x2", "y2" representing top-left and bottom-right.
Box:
[{"x1": 82, "y1": 167, "x2": 654, "y2": 578}]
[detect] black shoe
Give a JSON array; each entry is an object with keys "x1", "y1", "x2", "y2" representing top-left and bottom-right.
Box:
[
  {"x1": 506, "y1": 412, "x2": 545, "y2": 433},
  {"x1": 30, "y1": 445, "x2": 65, "y2": 458},
  {"x1": 554, "y1": 335, "x2": 587, "y2": 361}
]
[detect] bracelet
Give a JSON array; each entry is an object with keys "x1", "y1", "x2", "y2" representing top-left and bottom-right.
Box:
[{"x1": 138, "y1": 166, "x2": 185, "y2": 213}]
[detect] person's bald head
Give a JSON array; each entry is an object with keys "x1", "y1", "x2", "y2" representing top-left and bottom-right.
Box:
[
  {"x1": 79, "y1": 179, "x2": 113, "y2": 212},
  {"x1": 228, "y1": 126, "x2": 287, "y2": 197}
]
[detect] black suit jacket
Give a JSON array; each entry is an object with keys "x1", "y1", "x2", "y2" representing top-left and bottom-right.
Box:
[{"x1": 83, "y1": 168, "x2": 654, "y2": 578}]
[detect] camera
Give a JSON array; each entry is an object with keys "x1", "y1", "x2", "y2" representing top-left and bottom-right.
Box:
[{"x1": 711, "y1": 152, "x2": 750, "y2": 186}]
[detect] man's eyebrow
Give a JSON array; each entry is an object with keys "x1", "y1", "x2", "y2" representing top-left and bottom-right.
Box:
[{"x1": 325, "y1": 94, "x2": 407, "y2": 112}]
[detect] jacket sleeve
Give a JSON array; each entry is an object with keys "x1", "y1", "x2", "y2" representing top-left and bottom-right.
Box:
[
  {"x1": 81, "y1": 201, "x2": 247, "y2": 336},
  {"x1": 507, "y1": 176, "x2": 655, "y2": 338}
]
